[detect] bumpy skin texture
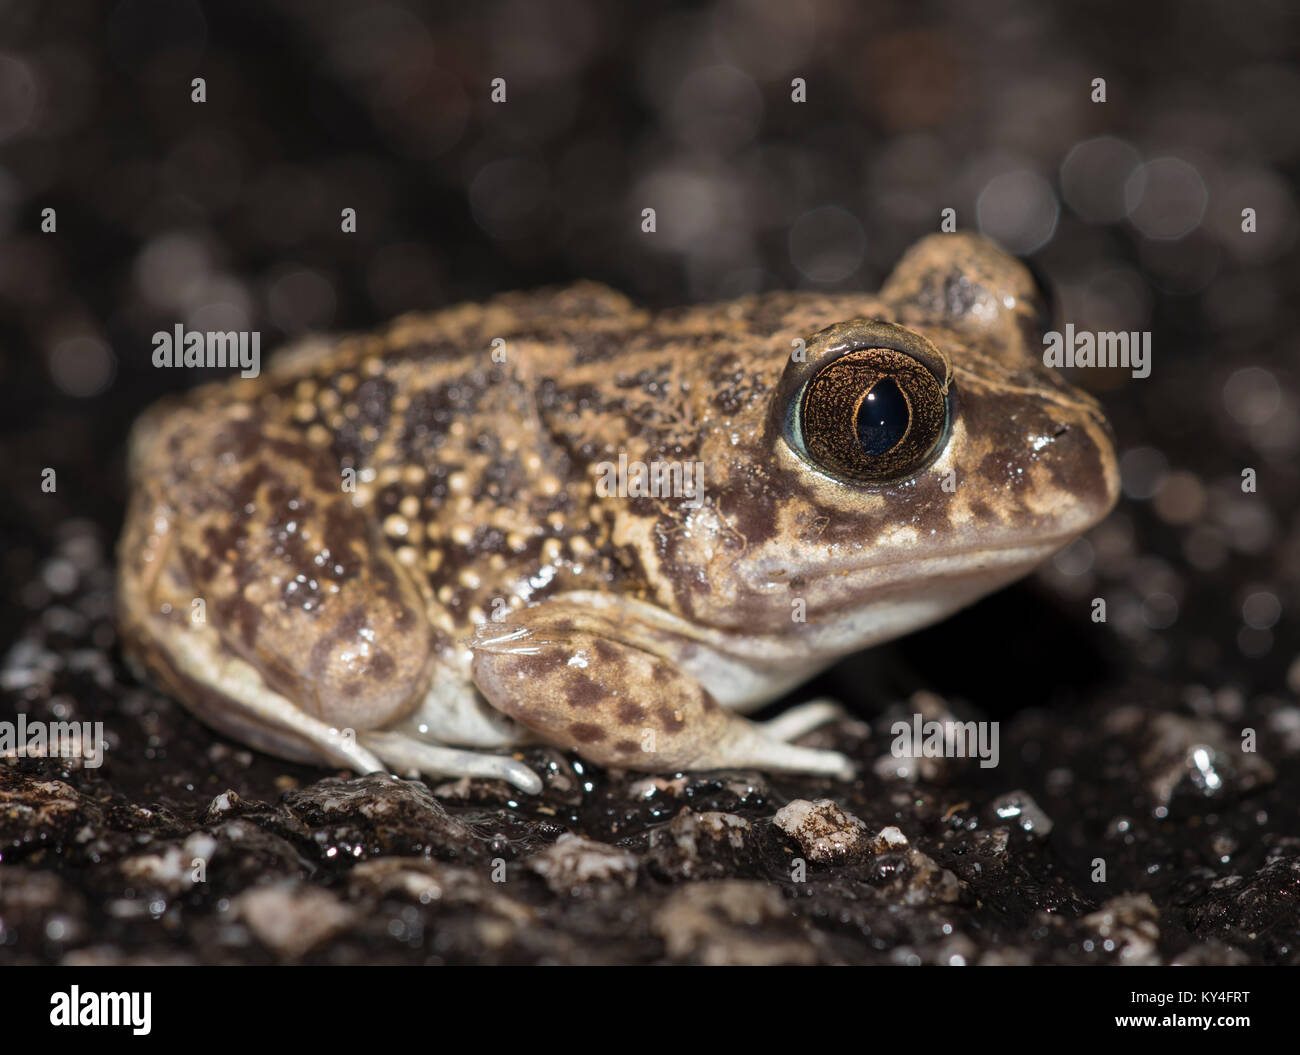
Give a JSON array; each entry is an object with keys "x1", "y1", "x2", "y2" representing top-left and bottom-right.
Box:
[{"x1": 117, "y1": 233, "x2": 1119, "y2": 790}]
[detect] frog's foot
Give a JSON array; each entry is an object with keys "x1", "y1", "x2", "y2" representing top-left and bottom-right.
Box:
[
  {"x1": 759, "y1": 698, "x2": 845, "y2": 742},
  {"x1": 695, "y1": 718, "x2": 856, "y2": 780},
  {"x1": 359, "y1": 731, "x2": 543, "y2": 794},
  {"x1": 117, "y1": 593, "x2": 391, "y2": 775},
  {"x1": 117, "y1": 402, "x2": 455, "y2": 776},
  {"x1": 470, "y1": 604, "x2": 857, "y2": 783}
]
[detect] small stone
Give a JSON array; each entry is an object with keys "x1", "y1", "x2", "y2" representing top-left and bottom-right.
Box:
[
  {"x1": 873, "y1": 825, "x2": 910, "y2": 849},
  {"x1": 991, "y1": 790, "x2": 1054, "y2": 837},
  {"x1": 0, "y1": 771, "x2": 101, "y2": 849},
  {"x1": 871, "y1": 844, "x2": 963, "y2": 906},
  {"x1": 648, "y1": 808, "x2": 755, "y2": 880},
  {"x1": 283, "y1": 774, "x2": 476, "y2": 857},
  {"x1": 772, "y1": 798, "x2": 871, "y2": 862},
  {"x1": 0, "y1": 868, "x2": 87, "y2": 951},
  {"x1": 207, "y1": 790, "x2": 241, "y2": 814},
  {"x1": 1080, "y1": 893, "x2": 1161, "y2": 965},
  {"x1": 119, "y1": 832, "x2": 219, "y2": 893},
  {"x1": 348, "y1": 858, "x2": 534, "y2": 923},
  {"x1": 652, "y1": 880, "x2": 816, "y2": 966},
  {"x1": 526, "y1": 833, "x2": 638, "y2": 896},
  {"x1": 1133, "y1": 712, "x2": 1275, "y2": 807},
  {"x1": 233, "y1": 883, "x2": 356, "y2": 959}
]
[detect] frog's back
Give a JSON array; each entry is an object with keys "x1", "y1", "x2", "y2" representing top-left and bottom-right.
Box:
[{"x1": 130, "y1": 279, "x2": 890, "y2": 631}]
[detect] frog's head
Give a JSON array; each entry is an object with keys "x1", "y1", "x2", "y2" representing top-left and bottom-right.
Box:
[{"x1": 672, "y1": 233, "x2": 1119, "y2": 648}]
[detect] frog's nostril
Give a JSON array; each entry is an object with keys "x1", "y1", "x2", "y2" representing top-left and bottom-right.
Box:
[{"x1": 1052, "y1": 425, "x2": 1069, "y2": 439}]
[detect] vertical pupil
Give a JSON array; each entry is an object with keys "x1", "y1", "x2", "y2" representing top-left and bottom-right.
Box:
[{"x1": 856, "y1": 377, "x2": 909, "y2": 456}]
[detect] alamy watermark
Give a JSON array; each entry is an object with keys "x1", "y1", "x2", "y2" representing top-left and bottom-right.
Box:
[
  {"x1": 50, "y1": 986, "x2": 150, "y2": 1035},
  {"x1": 1043, "y1": 325, "x2": 1151, "y2": 379},
  {"x1": 0, "y1": 715, "x2": 105, "y2": 768},
  {"x1": 152, "y1": 324, "x2": 261, "y2": 378},
  {"x1": 891, "y1": 714, "x2": 999, "y2": 769}
]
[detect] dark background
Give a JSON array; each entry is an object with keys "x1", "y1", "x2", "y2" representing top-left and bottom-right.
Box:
[{"x1": 1, "y1": 0, "x2": 1299, "y2": 966}]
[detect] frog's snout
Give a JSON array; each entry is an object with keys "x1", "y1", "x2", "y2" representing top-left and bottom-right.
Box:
[{"x1": 1043, "y1": 399, "x2": 1121, "y2": 534}]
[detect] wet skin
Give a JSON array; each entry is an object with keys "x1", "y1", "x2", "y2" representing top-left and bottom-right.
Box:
[{"x1": 117, "y1": 233, "x2": 1119, "y2": 793}]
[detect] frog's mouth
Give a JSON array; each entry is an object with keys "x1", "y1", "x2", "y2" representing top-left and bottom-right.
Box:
[
  {"x1": 560, "y1": 531, "x2": 1075, "y2": 685},
  {"x1": 796, "y1": 536, "x2": 1067, "y2": 603},
  {"x1": 706, "y1": 537, "x2": 1071, "y2": 661},
  {"x1": 809, "y1": 535, "x2": 1071, "y2": 585}
]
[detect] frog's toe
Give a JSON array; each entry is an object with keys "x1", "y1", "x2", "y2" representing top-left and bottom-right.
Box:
[
  {"x1": 360, "y1": 731, "x2": 543, "y2": 794},
  {"x1": 759, "y1": 698, "x2": 844, "y2": 742},
  {"x1": 471, "y1": 607, "x2": 857, "y2": 783},
  {"x1": 692, "y1": 726, "x2": 858, "y2": 783},
  {"x1": 119, "y1": 600, "x2": 391, "y2": 775}
]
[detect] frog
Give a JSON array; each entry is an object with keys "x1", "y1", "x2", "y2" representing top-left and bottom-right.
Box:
[{"x1": 116, "y1": 233, "x2": 1119, "y2": 795}]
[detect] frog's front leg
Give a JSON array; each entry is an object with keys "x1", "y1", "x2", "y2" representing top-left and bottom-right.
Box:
[{"x1": 470, "y1": 602, "x2": 856, "y2": 781}]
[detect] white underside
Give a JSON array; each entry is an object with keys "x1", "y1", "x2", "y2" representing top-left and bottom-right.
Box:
[{"x1": 145, "y1": 541, "x2": 1059, "y2": 793}]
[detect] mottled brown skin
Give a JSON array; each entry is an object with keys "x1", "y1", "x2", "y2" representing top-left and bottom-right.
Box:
[{"x1": 117, "y1": 233, "x2": 1119, "y2": 792}]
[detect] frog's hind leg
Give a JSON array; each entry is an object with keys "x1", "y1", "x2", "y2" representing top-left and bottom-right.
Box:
[
  {"x1": 118, "y1": 555, "x2": 391, "y2": 775},
  {"x1": 352, "y1": 668, "x2": 543, "y2": 791},
  {"x1": 358, "y1": 731, "x2": 543, "y2": 793},
  {"x1": 117, "y1": 399, "x2": 445, "y2": 774},
  {"x1": 758, "y1": 698, "x2": 845, "y2": 743},
  {"x1": 471, "y1": 604, "x2": 857, "y2": 783},
  {"x1": 695, "y1": 714, "x2": 856, "y2": 779}
]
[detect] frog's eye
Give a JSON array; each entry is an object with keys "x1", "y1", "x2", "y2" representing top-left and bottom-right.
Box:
[{"x1": 779, "y1": 321, "x2": 953, "y2": 484}]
